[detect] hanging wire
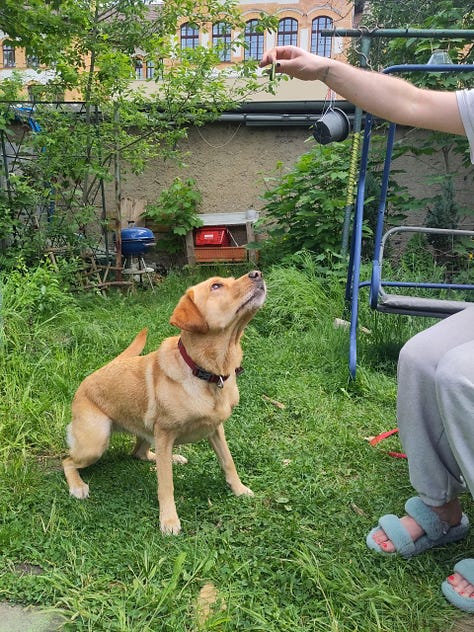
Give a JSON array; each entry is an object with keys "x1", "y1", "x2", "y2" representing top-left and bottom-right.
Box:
[{"x1": 195, "y1": 121, "x2": 243, "y2": 148}]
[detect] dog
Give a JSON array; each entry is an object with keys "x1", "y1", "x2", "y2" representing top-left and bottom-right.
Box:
[{"x1": 62, "y1": 270, "x2": 266, "y2": 534}]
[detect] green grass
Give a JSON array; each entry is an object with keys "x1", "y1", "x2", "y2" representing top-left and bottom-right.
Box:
[{"x1": 0, "y1": 261, "x2": 472, "y2": 631}]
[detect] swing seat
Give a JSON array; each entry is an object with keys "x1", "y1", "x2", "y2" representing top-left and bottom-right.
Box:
[
  {"x1": 376, "y1": 291, "x2": 474, "y2": 318},
  {"x1": 371, "y1": 225, "x2": 474, "y2": 318}
]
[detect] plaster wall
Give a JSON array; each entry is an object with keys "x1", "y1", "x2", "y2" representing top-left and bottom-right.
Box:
[
  {"x1": 117, "y1": 123, "x2": 474, "y2": 223},
  {"x1": 118, "y1": 123, "x2": 312, "y2": 216}
]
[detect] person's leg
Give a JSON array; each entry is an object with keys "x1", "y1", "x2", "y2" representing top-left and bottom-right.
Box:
[
  {"x1": 397, "y1": 311, "x2": 474, "y2": 506},
  {"x1": 435, "y1": 338, "x2": 474, "y2": 498},
  {"x1": 369, "y1": 307, "x2": 474, "y2": 553},
  {"x1": 435, "y1": 339, "x2": 474, "y2": 602}
]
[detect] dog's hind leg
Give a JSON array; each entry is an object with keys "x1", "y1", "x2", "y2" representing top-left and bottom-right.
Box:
[
  {"x1": 132, "y1": 437, "x2": 188, "y2": 465},
  {"x1": 132, "y1": 437, "x2": 155, "y2": 461},
  {"x1": 208, "y1": 424, "x2": 254, "y2": 497},
  {"x1": 63, "y1": 407, "x2": 112, "y2": 499}
]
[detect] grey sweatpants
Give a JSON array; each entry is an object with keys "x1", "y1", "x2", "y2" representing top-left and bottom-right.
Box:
[{"x1": 397, "y1": 306, "x2": 474, "y2": 507}]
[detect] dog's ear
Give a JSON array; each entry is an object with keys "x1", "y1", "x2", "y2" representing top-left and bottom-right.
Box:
[{"x1": 170, "y1": 290, "x2": 209, "y2": 333}]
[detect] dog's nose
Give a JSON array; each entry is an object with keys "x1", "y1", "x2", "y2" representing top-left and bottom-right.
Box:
[{"x1": 248, "y1": 270, "x2": 263, "y2": 280}]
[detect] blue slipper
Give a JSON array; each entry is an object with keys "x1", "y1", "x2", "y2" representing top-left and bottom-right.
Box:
[
  {"x1": 366, "y1": 496, "x2": 469, "y2": 559},
  {"x1": 442, "y1": 559, "x2": 474, "y2": 613}
]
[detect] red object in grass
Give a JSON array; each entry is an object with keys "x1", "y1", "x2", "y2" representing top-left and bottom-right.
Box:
[{"x1": 369, "y1": 428, "x2": 407, "y2": 459}]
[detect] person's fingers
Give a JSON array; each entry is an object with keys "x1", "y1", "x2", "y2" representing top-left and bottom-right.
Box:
[
  {"x1": 260, "y1": 45, "x2": 301, "y2": 67},
  {"x1": 259, "y1": 49, "x2": 276, "y2": 67}
]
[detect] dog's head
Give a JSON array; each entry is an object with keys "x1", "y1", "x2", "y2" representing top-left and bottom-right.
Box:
[{"x1": 170, "y1": 271, "x2": 266, "y2": 334}]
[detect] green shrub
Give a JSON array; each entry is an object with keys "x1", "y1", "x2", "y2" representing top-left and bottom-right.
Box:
[
  {"x1": 1, "y1": 258, "x2": 78, "y2": 350},
  {"x1": 257, "y1": 142, "x2": 351, "y2": 265},
  {"x1": 144, "y1": 177, "x2": 203, "y2": 255}
]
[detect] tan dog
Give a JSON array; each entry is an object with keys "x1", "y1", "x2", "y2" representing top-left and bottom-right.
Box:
[{"x1": 63, "y1": 270, "x2": 266, "y2": 534}]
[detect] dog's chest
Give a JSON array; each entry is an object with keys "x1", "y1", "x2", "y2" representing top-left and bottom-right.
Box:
[
  {"x1": 173, "y1": 416, "x2": 224, "y2": 444},
  {"x1": 158, "y1": 378, "x2": 239, "y2": 444}
]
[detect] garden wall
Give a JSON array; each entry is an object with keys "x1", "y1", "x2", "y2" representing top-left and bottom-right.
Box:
[
  {"x1": 119, "y1": 123, "x2": 474, "y2": 220},
  {"x1": 112, "y1": 122, "x2": 474, "y2": 267},
  {"x1": 118, "y1": 122, "x2": 309, "y2": 218}
]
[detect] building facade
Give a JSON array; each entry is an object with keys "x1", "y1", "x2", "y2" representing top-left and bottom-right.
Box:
[
  {"x1": 131, "y1": 0, "x2": 354, "y2": 102},
  {"x1": 1, "y1": 1, "x2": 355, "y2": 103}
]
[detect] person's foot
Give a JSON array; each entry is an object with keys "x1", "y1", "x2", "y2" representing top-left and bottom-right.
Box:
[
  {"x1": 370, "y1": 514, "x2": 424, "y2": 552},
  {"x1": 370, "y1": 499, "x2": 474, "y2": 599},
  {"x1": 370, "y1": 497, "x2": 463, "y2": 553},
  {"x1": 446, "y1": 572, "x2": 474, "y2": 600},
  {"x1": 442, "y1": 559, "x2": 474, "y2": 611}
]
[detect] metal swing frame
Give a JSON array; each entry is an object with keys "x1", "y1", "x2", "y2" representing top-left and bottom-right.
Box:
[{"x1": 346, "y1": 63, "x2": 474, "y2": 378}]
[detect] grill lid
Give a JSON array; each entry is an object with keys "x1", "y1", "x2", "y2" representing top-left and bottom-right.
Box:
[{"x1": 121, "y1": 227, "x2": 155, "y2": 242}]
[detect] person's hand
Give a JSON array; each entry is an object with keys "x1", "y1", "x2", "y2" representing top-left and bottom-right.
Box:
[{"x1": 259, "y1": 45, "x2": 328, "y2": 81}]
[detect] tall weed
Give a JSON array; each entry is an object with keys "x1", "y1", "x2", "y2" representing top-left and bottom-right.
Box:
[
  {"x1": 258, "y1": 251, "x2": 345, "y2": 335},
  {"x1": 2, "y1": 258, "x2": 78, "y2": 345}
]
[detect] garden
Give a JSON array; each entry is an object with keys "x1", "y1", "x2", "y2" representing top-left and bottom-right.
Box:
[
  {"x1": 2, "y1": 254, "x2": 470, "y2": 632},
  {"x1": 2, "y1": 1, "x2": 474, "y2": 630}
]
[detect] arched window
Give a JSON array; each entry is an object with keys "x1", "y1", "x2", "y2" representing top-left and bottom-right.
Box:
[
  {"x1": 213, "y1": 22, "x2": 231, "y2": 62},
  {"x1": 311, "y1": 16, "x2": 333, "y2": 57},
  {"x1": 134, "y1": 58, "x2": 143, "y2": 80},
  {"x1": 277, "y1": 18, "x2": 298, "y2": 47},
  {"x1": 26, "y1": 50, "x2": 39, "y2": 68},
  {"x1": 244, "y1": 20, "x2": 264, "y2": 60},
  {"x1": 3, "y1": 43, "x2": 15, "y2": 68},
  {"x1": 146, "y1": 60, "x2": 155, "y2": 79},
  {"x1": 180, "y1": 22, "x2": 199, "y2": 49}
]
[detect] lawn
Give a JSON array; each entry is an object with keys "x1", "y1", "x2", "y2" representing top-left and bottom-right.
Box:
[{"x1": 0, "y1": 259, "x2": 472, "y2": 631}]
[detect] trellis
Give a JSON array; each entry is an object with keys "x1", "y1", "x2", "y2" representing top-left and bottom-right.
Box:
[{"x1": 0, "y1": 101, "x2": 112, "y2": 259}]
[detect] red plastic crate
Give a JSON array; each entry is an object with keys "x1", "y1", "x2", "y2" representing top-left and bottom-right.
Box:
[{"x1": 195, "y1": 226, "x2": 230, "y2": 247}]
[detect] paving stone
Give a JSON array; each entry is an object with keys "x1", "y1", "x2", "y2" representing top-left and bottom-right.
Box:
[{"x1": 0, "y1": 602, "x2": 64, "y2": 632}]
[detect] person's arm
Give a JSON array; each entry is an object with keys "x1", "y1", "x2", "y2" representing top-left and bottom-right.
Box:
[{"x1": 260, "y1": 46, "x2": 465, "y2": 136}]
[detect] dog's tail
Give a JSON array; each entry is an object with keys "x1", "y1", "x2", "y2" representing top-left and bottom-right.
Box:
[{"x1": 114, "y1": 328, "x2": 148, "y2": 360}]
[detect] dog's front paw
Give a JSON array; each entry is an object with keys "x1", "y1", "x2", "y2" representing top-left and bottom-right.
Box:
[
  {"x1": 69, "y1": 483, "x2": 90, "y2": 499},
  {"x1": 160, "y1": 515, "x2": 182, "y2": 536},
  {"x1": 233, "y1": 483, "x2": 254, "y2": 497}
]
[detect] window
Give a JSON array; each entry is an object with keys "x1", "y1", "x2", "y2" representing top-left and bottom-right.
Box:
[
  {"x1": 311, "y1": 16, "x2": 333, "y2": 58},
  {"x1": 26, "y1": 50, "x2": 39, "y2": 68},
  {"x1": 277, "y1": 18, "x2": 298, "y2": 47},
  {"x1": 146, "y1": 60, "x2": 155, "y2": 79},
  {"x1": 180, "y1": 22, "x2": 199, "y2": 49},
  {"x1": 213, "y1": 22, "x2": 231, "y2": 62},
  {"x1": 134, "y1": 58, "x2": 143, "y2": 80},
  {"x1": 3, "y1": 43, "x2": 15, "y2": 68},
  {"x1": 244, "y1": 20, "x2": 263, "y2": 61}
]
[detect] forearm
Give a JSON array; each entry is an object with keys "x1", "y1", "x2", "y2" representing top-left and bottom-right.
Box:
[
  {"x1": 314, "y1": 58, "x2": 464, "y2": 135},
  {"x1": 317, "y1": 59, "x2": 418, "y2": 121},
  {"x1": 260, "y1": 47, "x2": 465, "y2": 136}
]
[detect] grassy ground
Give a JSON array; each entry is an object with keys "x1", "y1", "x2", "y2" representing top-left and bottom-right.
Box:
[{"x1": 1, "y1": 259, "x2": 472, "y2": 631}]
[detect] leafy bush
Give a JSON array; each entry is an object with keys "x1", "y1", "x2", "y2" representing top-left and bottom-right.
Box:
[
  {"x1": 144, "y1": 177, "x2": 203, "y2": 255},
  {"x1": 1, "y1": 257, "x2": 78, "y2": 335},
  {"x1": 256, "y1": 136, "x2": 415, "y2": 267},
  {"x1": 256, "y1": 141, "x2": 351, "y2": 265}
]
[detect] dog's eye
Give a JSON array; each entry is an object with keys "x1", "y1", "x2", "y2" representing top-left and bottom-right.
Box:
[{"x1": 211, "y1": 283, "x2": 223, "y2": 291}]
